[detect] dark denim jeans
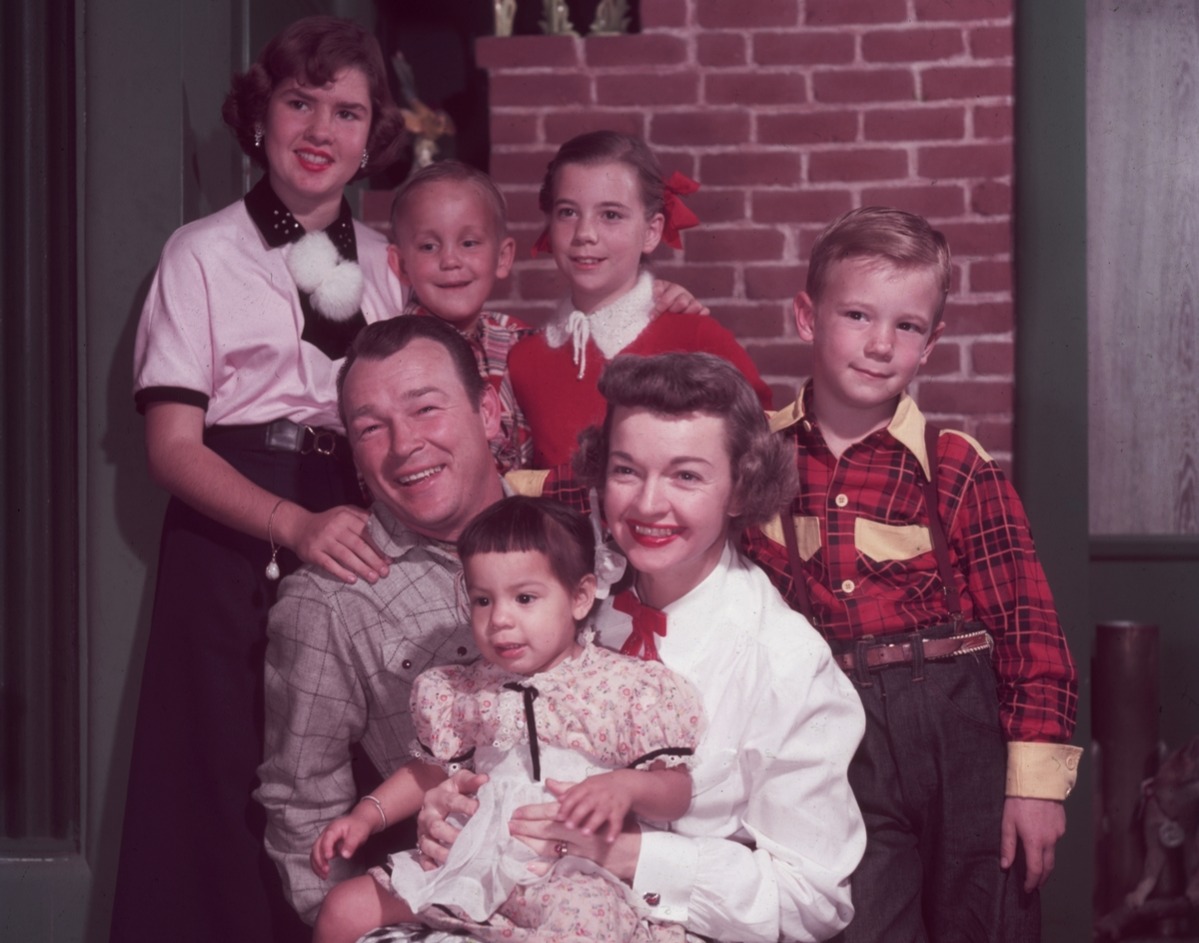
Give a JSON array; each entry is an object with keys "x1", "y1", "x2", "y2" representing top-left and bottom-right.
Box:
[{"x1": 836, "y1": 646, "x2": 1040, "y2": 943}]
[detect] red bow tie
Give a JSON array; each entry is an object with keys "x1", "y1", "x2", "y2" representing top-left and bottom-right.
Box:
[{"x1": 613, "y1": 590, "x2": 667, "y2": 662}]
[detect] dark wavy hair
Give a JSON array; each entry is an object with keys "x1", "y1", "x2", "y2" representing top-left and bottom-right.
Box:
[
  {"x1": 574, "y1": 353, "x2": 795, "y2": 532},
  {"x1": 538, "y1": 130, "x2": 665, "y2": 220},
  {"x1": 458, "y1": 496, "x2": 595, "y2": 600},
  {"x1": 336, "y1": 315, "x2": 485, "y2": 429},
  {"x1": 222, "y1": 16, "x2": 406, "y2": 178}
]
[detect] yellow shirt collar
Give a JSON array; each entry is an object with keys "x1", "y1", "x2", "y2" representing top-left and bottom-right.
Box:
[{"x1": 769, "y1": 384, "x2": 933, "y2": 480}]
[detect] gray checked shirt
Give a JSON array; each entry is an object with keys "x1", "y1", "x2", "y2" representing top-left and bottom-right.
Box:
[{"x1": 256, "y1": 502, "x2": 477, "y2": 924}]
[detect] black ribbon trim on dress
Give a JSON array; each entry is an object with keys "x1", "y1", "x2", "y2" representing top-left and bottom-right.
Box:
[
  {"x1": 502, "y1": 681, "x2": 541, "y2": 782},
  {"x1": 417, "y1": 741, "x2": 475, "y2": 768},
  {"x1": 625, "y1": 746, "x2": 694, "y2": 769}
]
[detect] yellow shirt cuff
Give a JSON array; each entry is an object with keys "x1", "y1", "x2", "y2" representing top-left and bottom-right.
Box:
[
  {"x1": 1005, "y1": 742, "x2": 1083, "y2": 800},
  {"x1": 503, "y1": 468, "x2": 549, "y2": 497}
]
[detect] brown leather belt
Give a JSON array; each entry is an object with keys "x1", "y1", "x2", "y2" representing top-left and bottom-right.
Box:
[{"x1": 833, "y1": 630, "x2": 992, "y2": 673}]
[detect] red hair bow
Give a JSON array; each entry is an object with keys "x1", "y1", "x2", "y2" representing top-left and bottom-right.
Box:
[
  {"x1": 530, "y1": 171, "x2": 701, "y2": 257},
  {"x1": 660, "y1": 171, "x2": 700, "y2": 250}
]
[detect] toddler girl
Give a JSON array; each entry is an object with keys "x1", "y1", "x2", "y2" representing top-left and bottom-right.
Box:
[
  {"x1": 310, "y1": 496, "x2": 702, "y2": 943},
  {"x1": 505, "y1": 130, "x2": 772, "y2": 467}
]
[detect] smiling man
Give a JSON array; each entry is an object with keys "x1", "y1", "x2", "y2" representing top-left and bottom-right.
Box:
[{"x1": 257, "y1": 315, "x2": 529, "y2": 924}]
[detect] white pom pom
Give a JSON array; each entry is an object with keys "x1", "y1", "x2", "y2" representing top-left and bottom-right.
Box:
[
  {"x1": 311, "y1": 260, "x2": 364, "y2": 321},
  {"x1": 286, "y1": 232, "x2": 339, "y2": 293}
]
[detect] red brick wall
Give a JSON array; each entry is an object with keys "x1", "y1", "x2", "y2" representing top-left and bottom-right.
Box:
[{"x1": 401, "y1": 0, "x2": 1017, "y2": 459}]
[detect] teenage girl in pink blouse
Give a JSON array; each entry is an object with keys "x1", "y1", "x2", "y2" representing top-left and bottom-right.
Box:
[{"x1": 112, "y1": 18, "x2": 405, "y2": 943}]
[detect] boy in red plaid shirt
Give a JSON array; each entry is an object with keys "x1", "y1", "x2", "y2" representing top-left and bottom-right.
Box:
[{"x1": 742, "y1": 207, "x2": 1081, "y2": 942}]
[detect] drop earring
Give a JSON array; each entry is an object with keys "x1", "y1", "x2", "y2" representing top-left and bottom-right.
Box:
[
  {"x1": 254, "y1": 125, "x2": 264, "y2": 148},
  {"x1": 360, "y1": 149, "x2": 369, "y2": 171}
]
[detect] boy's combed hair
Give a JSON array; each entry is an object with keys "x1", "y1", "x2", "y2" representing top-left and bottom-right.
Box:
[
  {"x1": 574, "y1": 352, "x2": 796, "y2": 531},
  {"x1": 336, "y1": 315, "x2": 486, "y2": 426},
  {"x1": 806, "y1": 206, "x2": 952, "y2": 321},
  {"x1": 222, "y1": 15, "x2": 406, "y2": 177},
  {"x1": 389, "y1": 159, "x2": 509, "y2": 241},
  {"x1": 538, "y1": 130, "x2": 665, "y2": 220},
  {"x1": 458, "y1": 496, "x2": 595, "y2": 595}
]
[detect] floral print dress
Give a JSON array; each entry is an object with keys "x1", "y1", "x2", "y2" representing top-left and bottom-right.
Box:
[{"x1": 384, "y1": 635, "x2": 702, "y2": 943}]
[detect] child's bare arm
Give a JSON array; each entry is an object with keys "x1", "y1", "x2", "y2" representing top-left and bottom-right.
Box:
[
  {"x1": 309, "y1": 761, "x2": 446, "y2": 876},
  {"x1": 632, "y1": 765, "x2": 692, "y2": 820},
  {"x1": 371, "y1": 760, "x2": 448, "y2": 824},
  {"x1": 553, "y1": 765, "x2": 692, "y2": 842}
]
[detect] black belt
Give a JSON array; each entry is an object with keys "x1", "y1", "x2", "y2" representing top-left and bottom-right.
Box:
[{"x1": 205, "y1": 419, "x2": 344, "y2": 456}]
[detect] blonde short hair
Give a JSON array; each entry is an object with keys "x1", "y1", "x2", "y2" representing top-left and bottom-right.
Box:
[
  {"x1": 389, "y1": 159, "x2": 509, "y2": 242},
  {"x1": 807, "y1": 206, "x2": 952, "y2": 322}
]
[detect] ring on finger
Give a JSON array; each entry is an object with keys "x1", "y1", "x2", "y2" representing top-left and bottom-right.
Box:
[{"x1": 554, "y1": 841, "x2": 570, "y2": 859}]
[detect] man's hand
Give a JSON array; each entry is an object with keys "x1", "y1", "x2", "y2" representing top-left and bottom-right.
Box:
[{"x1": 1000, "y1": 796, "x2": 1066, "y2": 892}]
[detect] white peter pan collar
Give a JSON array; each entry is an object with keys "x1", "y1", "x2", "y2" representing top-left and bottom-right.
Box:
[{"x1": 544, "y1": 271, "x2": 656, "y2": 378}]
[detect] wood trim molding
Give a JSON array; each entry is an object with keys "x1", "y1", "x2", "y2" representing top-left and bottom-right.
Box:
[{"x1": 0, "y1": 0, "x2": 81, "y2": 851}]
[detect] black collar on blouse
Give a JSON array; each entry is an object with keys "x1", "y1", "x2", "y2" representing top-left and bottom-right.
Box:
[{"x1": 244, "y1": 176, "x2": 366, "y2": 360}]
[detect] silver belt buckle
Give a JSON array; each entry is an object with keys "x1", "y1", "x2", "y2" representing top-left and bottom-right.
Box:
[{"x1": 302, "y1": 425, "x2": 336, "y2": 456}]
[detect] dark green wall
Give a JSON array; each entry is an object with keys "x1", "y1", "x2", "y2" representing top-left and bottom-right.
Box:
[
  {"x1": 81, "y1": 3, "x2": 242, "y2": 938},
  {"x1": 1014, "y1": 0, "x2": 1091, "y2": 934},
  {"x1": 1018, "y1": 1, "x2": 1199, "y2": 934}
]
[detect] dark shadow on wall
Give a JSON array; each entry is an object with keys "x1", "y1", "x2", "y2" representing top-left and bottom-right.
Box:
[
  {"x1": 87, "y1": 74, "x2": 245, "y2": 940},
  {"x1": 370, "y1": 1, "x2": 641, "y2": 183},
  {"x1": 86, "y1": 262, "x2": 165, "y2": 943},
  {"x1": 374, "y1": 1, "x2": 494, "y2": 182}
]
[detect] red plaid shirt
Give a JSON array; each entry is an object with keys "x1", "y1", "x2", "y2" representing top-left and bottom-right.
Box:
[
  {"x1": 741, "y1": 385, "x2": 1078, "y2": 745},
  {"x1": 405, "y1": 300, "x2": 534, "y2": 472}
]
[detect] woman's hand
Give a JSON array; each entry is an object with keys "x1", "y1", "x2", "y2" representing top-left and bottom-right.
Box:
[
  {"x1": 309, "y1": 813, "x2": 372, "y2": 880},
  {"x1": 509, "y1": 779, "x2": 642, "y2": 880},
  {"x1": 415, "y1": 769, "x2": 488, "y2": 870},
  {"x1": 652, "y1": 279, "x2": 710, "y2": 317},
  {"x1": 276, "y1": 501, "x2": 390, "y2": 585}
]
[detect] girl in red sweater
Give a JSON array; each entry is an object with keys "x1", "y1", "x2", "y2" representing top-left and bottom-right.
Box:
[{"x1": 504, "y1": 131, "x2": 771, "y2": 468}]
